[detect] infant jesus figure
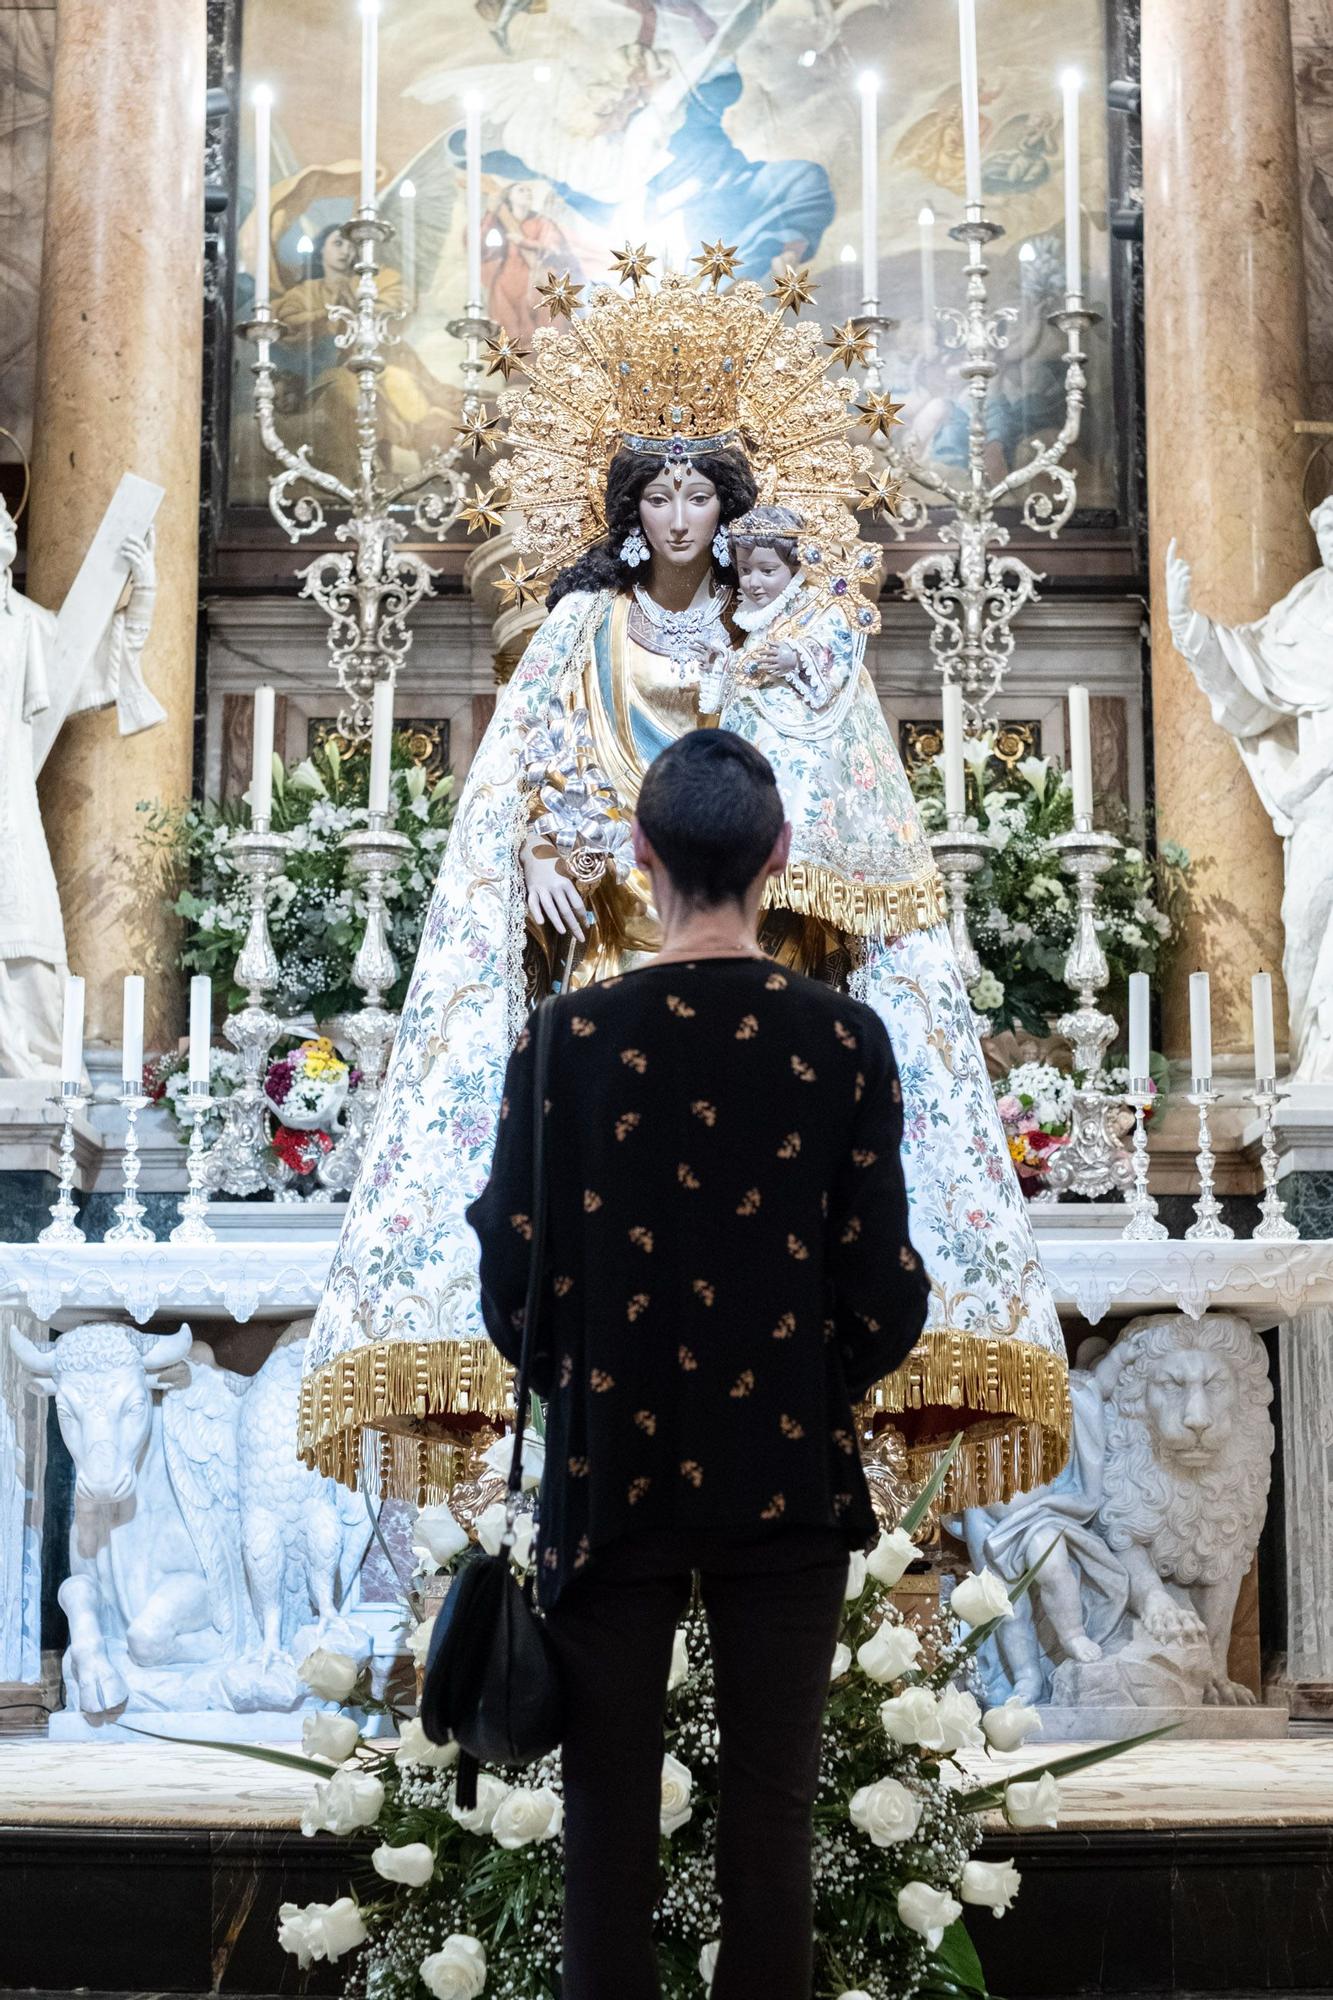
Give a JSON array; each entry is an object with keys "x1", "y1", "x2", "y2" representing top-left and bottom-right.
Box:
[{"x1": 698, "y1": 504, "x2": 858, "y2": 722}]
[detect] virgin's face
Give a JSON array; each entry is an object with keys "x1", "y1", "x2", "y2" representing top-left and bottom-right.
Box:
[{"x1": 638, "y1": 467, "x2": 721, "y2": 569}]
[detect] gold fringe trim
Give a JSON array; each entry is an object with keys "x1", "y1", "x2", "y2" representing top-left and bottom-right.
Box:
[
  {"x1": 298, "y1": 1339, "x2": 514, "y2": 1506},
  {"x1": 863, "y1": 1328, "x2": 1072, "y2": 1511},
  {"x1": 302, "y1": 1325, "x2": 1070, "y2": 1512},
  {"x1": 765, "y1": 862, "x2": 947, "y2": 941}
]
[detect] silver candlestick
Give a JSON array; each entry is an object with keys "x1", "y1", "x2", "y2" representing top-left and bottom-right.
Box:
[
  {"x1": 318, "y1": 815, "x2": 412, "y2": 1195},
  {"x1": 38, "y1": 1083, "x2": 88, "y2": 1246},
  {"x1": 1044, "y1": 824, "x2": 1134, "y2": 1200},
  {"x1": 873, "y1": 195, "x2": 1100, "y2": 725},
  {"x1": 1121, "y1": 1081, "x2": 1168, "y2": 1241},
  {"x1": 106, "y1": 1085, "x2": 153, "y2": 1243},
  {"x1": 205, "y1": 823, "x2": 293, "y2": 1198},
  {"x1": 1252, "y1": 1082, "x2": 1299, "y2": 1241},
  {"x1": 1185, "y1": 1080, "x2": 1234, "y2": 1241},
  {"x1": 852, "y1": 306, "x2": 899, "y2": 400},
  {"x1": 928, "y1": 816, "x2": 991, "y2": 1031},
  {"x1": 170, "y1": 1084, "x2": 217, "y2": 1245}
]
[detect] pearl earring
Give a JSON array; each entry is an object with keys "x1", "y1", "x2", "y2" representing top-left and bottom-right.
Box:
[
  {"x1": 620, "y1": 528, "x2": 649, "y2": 568},
  {"x1": 711, "y1": 527, "x2": 732, "y2": 566}
]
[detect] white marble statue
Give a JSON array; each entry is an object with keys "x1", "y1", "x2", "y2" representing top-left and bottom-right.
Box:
[
  {"x1": 0, "y1": 490, "x2": 161, "y2": 1079},
  {"x1": 1166, "y1": 501, "x2": 1333, "y2": 1081},
  {"x1": 955, "y1": 1367, "x2": 1130, "y2": 1706},
  {"x1": 0, "y1": 1309, "x2": 46, "y2": 1690},
  {"x1": 7, "y1": 1317, "x2": 373, "y2": 1721},
  {"x1": 961, "y1": 1313, "x2": 1274, "y2": 1717}
]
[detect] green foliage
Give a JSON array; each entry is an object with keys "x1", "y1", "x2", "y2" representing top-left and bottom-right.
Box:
[
  {"x1": 910, "y1": 749, "x2": 1192, "y2": 1035},
  {"x1": 136, "y1": 737, "x2": 455, "y2": 1022}
]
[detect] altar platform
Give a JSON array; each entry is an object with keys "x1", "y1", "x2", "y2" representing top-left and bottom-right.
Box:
[{"x1": 1, "y1": 1737, "x2": 1331, "y2": 1997}]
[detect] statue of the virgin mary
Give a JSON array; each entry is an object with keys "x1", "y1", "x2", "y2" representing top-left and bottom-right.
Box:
[{"x1": 299, "y1": 260, "x2": 1068, "y2": 1509}]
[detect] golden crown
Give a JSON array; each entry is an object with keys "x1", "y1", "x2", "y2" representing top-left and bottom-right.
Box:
[{"x1": 493, "y1": 251, "x2": 899, "y2": 625}]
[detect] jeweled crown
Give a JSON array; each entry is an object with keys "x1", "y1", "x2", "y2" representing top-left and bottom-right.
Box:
[{"x1": 609, "y1": 279, "x2": 741, "y2": 458}]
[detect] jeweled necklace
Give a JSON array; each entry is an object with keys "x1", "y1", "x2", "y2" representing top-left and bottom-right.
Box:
[{"x1": 629, "y1": 582, "x2": 730, "y2": 675}]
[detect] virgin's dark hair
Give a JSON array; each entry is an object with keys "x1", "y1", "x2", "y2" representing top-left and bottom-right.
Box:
[{"x1": 546, "y1": 447, "x2": 758, "y2": 608}]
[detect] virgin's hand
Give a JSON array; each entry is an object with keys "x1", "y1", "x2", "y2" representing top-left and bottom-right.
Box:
[{"x1": 521, "y1": 840, "x2": 591, "y2": 940}]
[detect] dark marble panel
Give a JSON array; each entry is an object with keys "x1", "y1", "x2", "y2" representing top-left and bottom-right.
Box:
[
  {"x1": 0, "y1": 1830, "x2": 214, "y2": 1991},
  {"x1": 211, "y1": 1831, "x2": 356, "y2": 1996},
  {"x1": 971, "y1": 1832, "x2": 1173, "y2": 1997},
  {"x1": 0, "y1": 1169, "x2": 61, "y2": 1242},
  {"x1": 1278, "y1": 1170, "x2": 1333, "y2": 1241}
]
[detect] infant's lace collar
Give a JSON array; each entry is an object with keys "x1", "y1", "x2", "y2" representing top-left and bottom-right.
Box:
[{"x1": 733, "y1": 570, "x2": 805, "y2": 635}]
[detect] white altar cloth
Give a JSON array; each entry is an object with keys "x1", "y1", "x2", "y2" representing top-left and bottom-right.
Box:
[{"x1": 1, "y1": 1235, "x2": 1332, "y2": 1333}]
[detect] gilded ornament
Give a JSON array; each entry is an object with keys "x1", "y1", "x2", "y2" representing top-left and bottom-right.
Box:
[
  {"x1": 858, "y1": 467, "x2": 903, "y2": 521},
  {"x1": 458, "y1": 486, "x2": 507, "y2": 537},
  {"x1": 768, "y1": 263, "x2": 817, "y2": 315},
  {"x1": 826, "y1": 319, "x2": 875, "y2": 371},
  {"x1": 608, "y1": 241, "x2": 657, "y2": 290},
  {"x1": 458, "y1": 404, "x2": 501, "y2": 459},
  {"x1": 857, "y1": 391, "x2": 905, "y2": 440},
  {"x1": 534, "y1": 269, "x2": 584, "y2": 321},
  {"x1": 495, "y1": 561, "x2": 546, "y2": 611},
  {"x1": 692, "y1": 238, "x2": 740, "y2": 286},
  {"x1": 484, "y1": 331, "x2": 530, "y2": 381}
]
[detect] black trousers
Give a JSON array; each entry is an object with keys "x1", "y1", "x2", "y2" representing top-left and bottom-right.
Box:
[{"x1": 544, "y1": 1526, "x2": 849, "y2": 2000}]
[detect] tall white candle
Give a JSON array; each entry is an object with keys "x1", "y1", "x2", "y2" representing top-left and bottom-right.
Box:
[
  {"x1": 189, "y1": 976, "x2": 212, "y2": 1087},
  {"x1": 1128, "y1": 971, "x2": 1150, "y2": 1083},
  {"x1": 368, "y1": 676, "x2": 394, "y2": 817},
  {"x1": 251, "y1": 685, "x2": 275, "y2": 824},
  {"x1": 253, "y1": 87, "x2": 273, "y2": 310},
  {"x1": 918, "y1": 205, "x2": 936, "y2": 350},
  {"x1": 1060, "y1": 67, "x2": 1082, "y2": 299},
  {"x1": 1189, "y1": 971, "x2": 1213, "y2": 1084},
  {"x1": 858, "y1": 72, "x2": 879, "y2": 308},
  {"x1": 360, "y1": 0, "x2": 380, "y2": 213},
  {"x1": 942, "y1": 681, "x2": 966, "y2": 820},
  {"x1": 958, "y1": 0, "x2": 983, "y2": 207},
  {"x1": 400, "y1": 177, "x2": 417, "y2": 306},
  {"x1": 1067, "y1": 684, "x2": 1093, "y2": 822},
  {"x1": 1252, "y1": 971, "x2": 1276, "y2": 1083},
  {"x1": 60, "y1": 975, "x2": 85, "y2": 1086},
  {"x1": 121, "y1": 975, "x2": 145, "y2": 1086},
  {"x1": 464, "y1": 91, "x2": 483, "y2": 305}
]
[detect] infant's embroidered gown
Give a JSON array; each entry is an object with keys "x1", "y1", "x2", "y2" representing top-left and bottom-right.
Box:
[{"x1": 298, "y1": 269, "x2": 1069, "y2": 1510}]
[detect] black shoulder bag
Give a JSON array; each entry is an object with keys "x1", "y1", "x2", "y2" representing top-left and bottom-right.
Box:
[{"x1": 420, "y1": 1000, "x2": 563, "y2": 1806}]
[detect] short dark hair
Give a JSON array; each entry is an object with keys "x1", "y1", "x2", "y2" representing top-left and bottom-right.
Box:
[{"x1": 636, "y1": 731, "x2": 784, "y2": 907}]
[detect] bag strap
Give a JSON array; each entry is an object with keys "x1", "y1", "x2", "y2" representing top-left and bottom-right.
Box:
[{"x1": 506, "y1": 999, "x2": 556, "y2": 1506}]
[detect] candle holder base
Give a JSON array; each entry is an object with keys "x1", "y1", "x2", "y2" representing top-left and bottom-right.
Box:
[
  {"x1": 1251, "y1": 1088, "x2": 1299, "y2": 1241},
  {"x1": 1184, "y1": 1088, "x2": 1235, "y2": 1242},
  {"x1": 171, "y1": 1093, "x2": 217, "y2": 1246},
  {"x1": 1121, "y1": 1094, "x2": 1167, "y2": 1241}
]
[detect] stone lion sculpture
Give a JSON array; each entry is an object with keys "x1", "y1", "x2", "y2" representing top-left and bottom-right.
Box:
[{"x1": 1095, "y1": 1313, "x2": 1274, "y2": 1707}]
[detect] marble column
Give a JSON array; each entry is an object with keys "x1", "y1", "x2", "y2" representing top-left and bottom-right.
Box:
[
  {"x1": 1142, "y1": 0, "x2": 1307, "y2": 1057},
  {"x1": 27, "y1": 0, "x2": 205, "y2": 1046},
  {"x1": 1278, "y1": 1313, "x2": 1333, "y2": 1710}
]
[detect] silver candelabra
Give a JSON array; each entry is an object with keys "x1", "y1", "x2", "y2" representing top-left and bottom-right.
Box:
[
  {"x1": 1121, "y1": 1080, "x2": 1167, "y2": 1241},
  {"x1": 1185, "y1": 1079, "x2": 1233, "y2": 1241},
  {"x1": 38, "y1": 1083, "x2": 88, "y2": 1246},
  {"x1": 318, "y1": 815, "x2": 412, "y2": 1195},
  {"x1": 106, "y1": 1084, "x2": 152, "y2": 1243},
  {"x1": 170, "y1": 1084, "x2": 217, "y2": 1245},
  {"x1": 1044, "y1": 824, "x2": 1134, "y2": 1200},
  {"x1": 1252, "y1": 1081, "x2": 1299, "y2": 1241},
  {"x1": 205, "y1": 823, "x2": 294, "y2": 1198},
  {"x1": 927, "y1": 815, "x2": 992, "y2": 1033},
  {"x1": 870, "y1": 202, "x2": 1099, "y2": 724},
  {"x1": 239, "y1": 210, "x2": 497, "y2": 737}
]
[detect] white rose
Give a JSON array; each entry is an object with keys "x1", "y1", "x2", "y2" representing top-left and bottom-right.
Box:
[
  {"x1": 301, "y1": 1711, "x2": 360, "y2": 1763},
  {"x1": 300, "y1": 1767, "x2": 384, "y2": 1837},
  {"x1": 277, "y1": 1896, "x2": 368, "y2": 1967},
  {"x1": 298, "y1": 1647, "x2": 362, "y2": 1701},
  {"x1": 838, "y1": 1993, "x2": 875, "y2": 2000},
  {"x1": 960, "y1": 1857, "x2": 1022, "y2": 1916},
  {"x1": 420, "y1": 1933, "x2": 487, "y2": 2000},
  {"x1": 482, "y1": 1430, "x2": 547, "y2": 1491},
  {"x1": 982, "y1": 1696, "x2": 1042, "y2": 1753},
  {"x1": 412, "y1": 1501, "x2": 470, "y2": 1570},
  {"x1": 394, "y1": 1717, "x2": 459, "y2": 1770},
  {"x1": 660, "y1": 1753, "x2": 693, "y2": 1836},
  {"x1": 856, "y1": 1619, "x2": 921, "y2": 1684},
  {"x1": 372, "y1": 1840, "x2": 436, "y2": 1886},
  {"x1": 408, "y1": 1614, "x2": 438, "y2": 1668},
  {"x1": 845, "y1": 1551, "x2": 868, "y2": 1599},
  {"x1": 897, "y1": 1880, "x2": 963, "y2": 1950},
  {"x1": 879, "y1": 1686, "x2": 944, "y2": 1749},
  {"x1": 849, "y1": 1776, "x2": 922, "y2": 1847},
  {"x1": 829, "y1": 1642, "x2": 852, "y2": 1680},
  {"x1": 450, "y1": 1771, "x2": 512, "y2": 1836},
  {"x1": 866, "y1": 1526, "x2": 916, "y2": 1589},
  {"x1": 949, "y1": 1569, "x2": 1013, "y2": 1627},
  {"x1": 476, "y1": 1501, "x2": 535, "y2": 1568},
  {"x1": 699, "y1": 1939, "x2": 720, "y2": 1988},
  {"x1": 1005, "y1": 1771, "x2": 1062, "y2": 1829},
  {"x1": 668, "y1": 1627, "x2": 690, "y2": 1691},
  {"x1": 491, "y1": 1784, "x2": 563, "y2": 1850},
  {"x1": 935, "y1": 1686, "x2": 985, "y2": 1752}
]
